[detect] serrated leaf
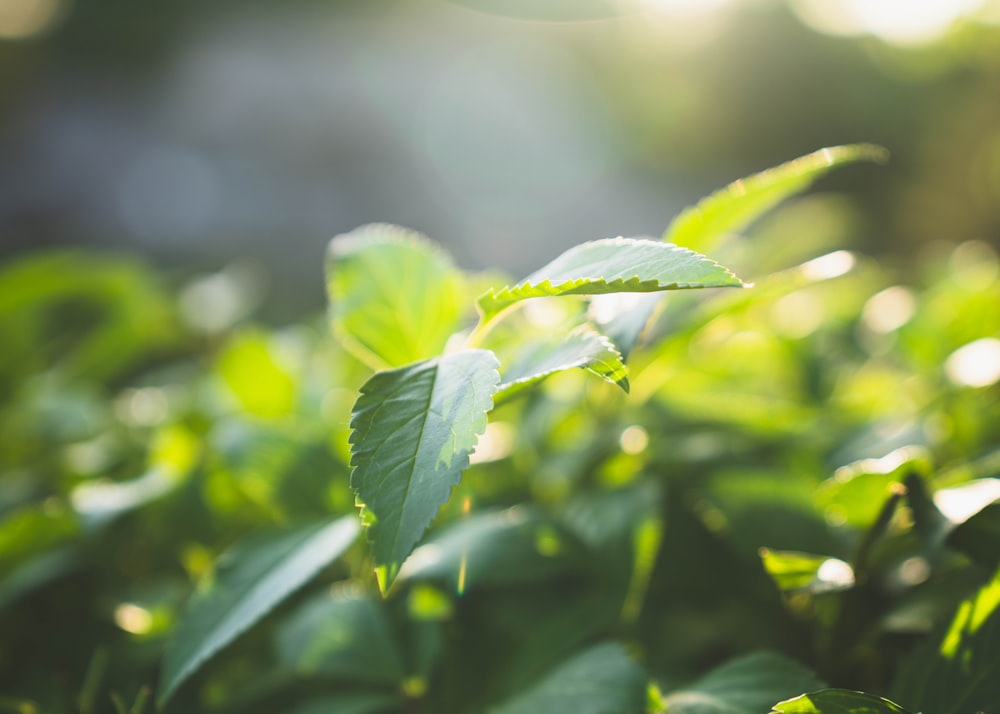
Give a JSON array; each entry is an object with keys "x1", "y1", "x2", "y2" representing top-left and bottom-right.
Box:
[
  {"x1": 663, "y1": 651, "x2": 825, "y2": 714},
  {"x1": 594, "y1": 145, "x2": 886, "y2": 359},
  {"x1": 478, "y1": 237, "x2": 743, "y2": 319},
  {"x1": 326, "y1": 224, "x2": 465, "y2": 370},
  {"x1": 486, "y1": 642, "x2": 646, "y2": 714},
  {"x1": 497, "y1": 324, "x2": 628, "y2": 398},
  {"x1": 349, "y1": 349, "x2": 500, "y2": 592},
  {"x1": 891, "y1": 567, "x2": 1000, "y2": 713},
  {"x1": 664, "y1": 144, "x2": 888, "y2": 252},
  {"x1": 771, "y1": 690, "x2": 912, "y2": 714},
  {"x1": 276, "y1": 588, "x2": 404, "y2": 684},
  {"x1": 158, "y1": 516, "x2": 360, "y2": 708}
]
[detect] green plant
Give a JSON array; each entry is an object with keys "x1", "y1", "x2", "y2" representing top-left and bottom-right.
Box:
[{"x1": 3, "y1": 145, "x2": 999, "y2": 714}]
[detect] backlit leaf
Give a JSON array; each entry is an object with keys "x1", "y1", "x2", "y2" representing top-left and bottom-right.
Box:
[
  {"x1": 477, "y1": 238, "x2": 743, "y2": 319},
  {"x1": 771, "y1": 690, "x2": 911, "y2": 714},
  {"x1": 326, "y1": 224, "x2": 465, "y2": 370},
  {"x1": 158, "y1": 517, "x2": 360, "y2": 707},
  {"x1": 349, "y1": 349, "x2": 500, "y2": 592}
]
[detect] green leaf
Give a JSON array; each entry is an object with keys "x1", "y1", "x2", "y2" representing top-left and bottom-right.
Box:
[
  {"x1": 276, "y1": 588, "x2": 404, "y2": 685},
  {"x1": 497, "y1": 324, "x2": 629, "y2": 398},
  {"x1": 663, "y1": 651, "x2": 825, "y2": 714},
  {"x1": 286, "y1": 692, "x2": 401, "y2": 714},
  {"x1": 216, "y1": 329, "x2": 299, "y2": 418},
  {"x1": 891, "y1": 567, "x2": 1000, "y2": 713},
  {"x1": 396, "y1": 508, "x2": 584, "y2": 590},
  {"x1": 486, "y1": 642, "x2": 647, "y2": 714},
  {"x1": 771, "y1": 690, "x2": 912, "y2": 714},
  {"x1": 326, "y1": 224, "x2": 466, "y2": 370},
  {"x1": 759, "y1": 550, "x2": 855, "y2": 595},
  {"x1": 158, "y1": 517, "x2": 360, "y2": 708},
  {"x1": 477, "y1": 238, "x2": 743, "y2": 319},
  {"x1": 664, "y1": 144, "x2": 888, "y2": 252},
  {"x1": 349, "y1": 349, "x2": 500, "y2": 592},
  {"x1": 594, "y1": 144, "x2": 886, "y2": 359}
]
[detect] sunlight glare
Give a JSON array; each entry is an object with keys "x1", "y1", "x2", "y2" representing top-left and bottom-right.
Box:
[
  {"x1": 792, "y1": 0, "x2": 985, "y2": 45},
  {"x1": 945, "y1": 337, "x2": 1000, "y2": 387}
]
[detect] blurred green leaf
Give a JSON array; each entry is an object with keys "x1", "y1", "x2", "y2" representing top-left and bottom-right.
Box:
[
  {"x1": 285, "y1": 692, "x2": 400, "y2": 714},
  {"x1": 477, "y1": 238, "x2": 742, "y2": 319},
  {"x1": 771, "y1": 690, "x2": 911, "y2": 713},
  {"x1": 891, "y1": 567, "x2": 1000, "y2": 713},
  {"x1": 158, "y1": 516, "x2": 360, "y2": 708},
  {"x1": 664, "y1": 145, "x2": 888, "y2": 252},
  {"x1": 216, "y1": 330, "x2": 299, "y2": 419},
  {"x1": 276, "y1": 587, "x2": 403, "y2": 685},
  {"x1": 486, "y1": 642, "x2": 646, "y2": 714},
  {"x1": 326, "y1": 224, "x2": 465, "y2": 370},
  {"x1": 396, "y1": 507, "x2": 584, "y2": 590},
  {"x1": 662, "y1": 651, "x2": 824, "y2": 714},
  {"x1": 947, "y1": 502, "x2": 1000, "y2": 570},
  {"x1": 760, "y1": 550, "x2": 854, "y2": 596},
  {"x1": 349, "y1": 349, "x2": 500, "y2": 592}
]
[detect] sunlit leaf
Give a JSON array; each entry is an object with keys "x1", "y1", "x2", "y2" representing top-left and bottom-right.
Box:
[
  {"x1": 349, "y1": 349, "x2": 500, "y2": 592},
  {"x1": 771, "y1": 690, "x2": 911, "y2": 714},
  {"x1": 663, "y1": 651, "x2": 824, "y2": 714},
  {"x1": 158, "y1": 517, "x2": 360, "y2": 707},
  {"x1": 497, "y1": 324, "x2": 628, "y2": 399},
  {"x1": 216, "y1": 329, "x2": 299, "y2": 418},
  {"x1": 486, "y1": 642, "x2": 646, "y2": 714},
  {"x1": 891, "y1": 567, "x2": 1000, "y2": 713},
  {"x1": 276, "y1": 588, "x2": 403, "y2": 685},
  {"x1": 759, "y1": 550, "x2": 855, "y2": 595},
  {"x1": 326, "y1": 224, "x2": 466, "y2": 370},
  {"x1": 477, "y1": 237, "x2": 743, "y2": 319},
  {"x1": 664, "y1": 144, "x2": 888, "y2": 252}
]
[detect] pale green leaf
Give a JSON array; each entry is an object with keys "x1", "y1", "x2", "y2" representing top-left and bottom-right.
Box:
[
  {"x1": 663, "y1": 651, "x2": 824, "y2": 714},
  {"x1": 497, "y1": 324, "x2": 628, "y2": 398},
  {"x1": 477, "y1": 238, "x2": 743, "y2": 319},
  {"x1": 664, "y1": 144, "x2": 888, "y2": 252},
  {"x1": 771, "y1": 690, "x2": 911, "y2": 714},
  {"x1": 276, "y1": 588, "x2": 404, "y2": 685},
  {"x1": 487, "y1": 642, "x2": 646, "y2": 714},
  {"x1": 349, "y1": 349, "x2": 500, "y2": 592},
  {"x1": 326, "y1": 224, "x2": 465, "y2": 370},
  {"x1": 158, "y1": 517, "x2": 360, "y2": 707}
]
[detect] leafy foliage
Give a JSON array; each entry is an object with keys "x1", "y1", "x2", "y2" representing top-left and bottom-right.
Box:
[{"x1": 4, "y1": 146, "x2": 1000, "y2": 714}]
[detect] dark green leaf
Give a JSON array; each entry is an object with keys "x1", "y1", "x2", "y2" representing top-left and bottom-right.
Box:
[
  {"x1": 285, "y1": 692, "x2": 401, "y2": 714},
  {"x1": 486, "y1": 642, "x2": 646, "y2": 714},
  {"x1": 477, "y1": 238, "x2": 743, "y2": 319},
  {"x1": 891, "y1": 567, "x2": 1000, "y2": 713},
  {"x1": 276, "y1": 587, "x2": 403, "y2": 685},
  {"x1": 326, "y1": 224, "x2": 466, "y2": 370},
  {"x1": 396, "y1": 508, "x2": 584, "y2": 590},
  {"x1": 663, "y1": 651, "x2": 824, "y2": 714},
  {"x1": 771, "y1": 690, "x2": 911, "y2": 714},
  {"x1": 158, "y1": 517, "x2": 360, "y2": 707},
  {"x1": 349, "y1": 349, "x2": 500, "y2": 592}
]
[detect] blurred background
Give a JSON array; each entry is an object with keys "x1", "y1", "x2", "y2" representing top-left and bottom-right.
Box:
[{"x1": 2, "y1": 0, "x2": 1000, "y2": 317}]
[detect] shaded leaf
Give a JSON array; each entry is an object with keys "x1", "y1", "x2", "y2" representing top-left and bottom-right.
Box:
[
  {"x1": 664, "y1": 144, "x2": 888, "y2": 252},
  {"x1": 771, "y1": 690, "x2": 911, "y2": 714},
  {"x1": 349, "y1": 349, "x2": 500, "y2": 592},
  {"x1": 326, "y1": 224, "x2": 465, "y2": 370},
  {"x1": 477, "y1": 238, "x2": 743, "y2": 319},
  {"x1": 891, "y1": 567, "x2": 1000, "y2": 713},
  {"x1": 286, "y1": 692, "x2": 401, "y2": 714},
  {"x1": 397, "y1": 507, "x2": 584, "y2": 590},
  {"x1": 276, "y1": 588, "x2": 403, "y2": 685},
  {"x1": 158, "y1": 517, "x2": 360, "y2": 707},
  {"x1": 486, "y1": 642, "x2": 646, "y2": 714},
  {"x1": 497, "y1": 324, "x2": 628, "y2": 399},
  {"x1": 663, "y1": 651, "x2": 824, "y2": 714}
]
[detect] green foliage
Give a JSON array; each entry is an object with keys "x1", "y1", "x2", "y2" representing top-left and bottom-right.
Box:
[{"x1": 4, "y1": 145, "x2": 1000, "y2": 714}]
